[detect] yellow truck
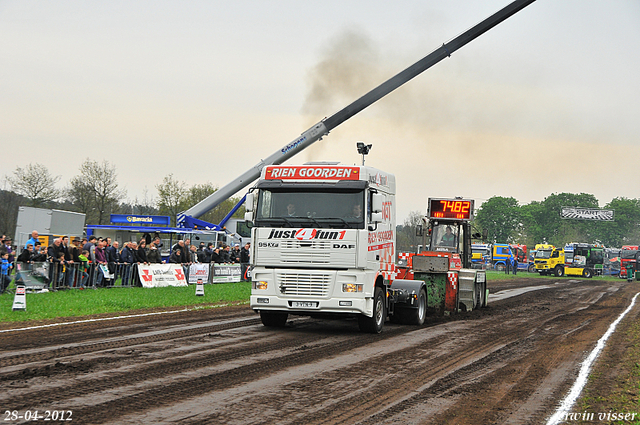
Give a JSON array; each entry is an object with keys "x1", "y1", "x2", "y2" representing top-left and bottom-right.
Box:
[{"x1": 534, "y1": 244, "x2": 565, "y2": 277}]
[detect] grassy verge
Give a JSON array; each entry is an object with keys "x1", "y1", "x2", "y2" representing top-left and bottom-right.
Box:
[{"x1": 0, "y1": 282, "x2": 251, "y2": 323}]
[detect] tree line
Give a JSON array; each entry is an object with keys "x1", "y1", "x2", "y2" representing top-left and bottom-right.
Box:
[
  {"x1": 1, "y1": 160, "x2": 245, "y2": 238},
  {"x1": 397, "y1": 193, "x2": 640, "y2": 252}
]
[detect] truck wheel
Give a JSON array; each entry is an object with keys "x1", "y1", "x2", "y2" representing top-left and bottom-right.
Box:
[
  {"x1": 472, "y1": 281, "x2": 481, "y2": 310},
  {"x1": 358, "y1": 287, "x2": 385, "y2": 333},
  {"x1": 260, "y1": 311, "x2": 288, "y2": 327},
  {"x1": 403, "y1": 288, "x2": 427, "y2": 326},
  {"x1": 495, "y1": 263, "x2": 505, "y2": 272},
  {"x1": 528, "y1": 264, "x2": 535, "y2": 273},
  {"x1": 583, "y1": 268, "x2": 593, "y2": 279},
  {"x1": 554, "y1": 266, "x2": 565, "y2": 277}
]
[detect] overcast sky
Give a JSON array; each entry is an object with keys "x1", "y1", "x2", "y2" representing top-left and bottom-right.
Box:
[{"x1": 1, "y1": 0, "x2": 639, "y2": 222}]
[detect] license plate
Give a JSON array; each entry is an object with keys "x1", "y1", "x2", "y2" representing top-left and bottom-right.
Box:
[{"x1": 291, "y1": 301, "x2": 318, "y2": 308}]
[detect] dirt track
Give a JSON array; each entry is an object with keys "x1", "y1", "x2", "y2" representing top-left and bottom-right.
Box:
[{"x1": 1, "y1": 277, "x2": 639, "y2": 425}]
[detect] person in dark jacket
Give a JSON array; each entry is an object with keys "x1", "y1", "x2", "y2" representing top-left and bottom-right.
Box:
[
  {"x1": 48, "y1": 238, "x2": 63, "y2": 286},
  {"x1": 31, "y1": 245, "x2": 47, "y2": 262},
  {"x1": 169, "y1": 248, "x2": 182, "y2": 264},
  {"x1": 204, "y1": 243, "x2": 214, "y2": 262},
  {"x1": 105, "y1": 239, "x2": 119, "y2": 263},
  {"x1": 172, "y1": 240, "x2": 187, "y2": 264},
  {"x1": 146, "y1": 240, "x2": 162, "y2": 263},
  {"x1": 119, "y1": 242, "x2": 135, "y2": 287},
  {"x1": 210, "y1": 246, "x2": 223, "y2": 264},
  {"x1": 137, "y1": 240, "x2": 149, "y2": 264},
  {"x1": 240, "y1": 243, "x2": 251, "y2": 281},
  {"x1": 17, "y1": 244, "x2": 34, "y2": 265}
]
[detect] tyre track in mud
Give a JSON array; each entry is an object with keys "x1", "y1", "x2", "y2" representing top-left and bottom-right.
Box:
[
  {"x1": 1, "y1": 279, "x2": 637, "y2": 425},
  {"x1": 1, "y1": 325, "x2": 322, "y2": 410},
  {"x1": 68, "y1": 326, "x2": 412, "y2": 424},
  {"x1": 0, "y1": 315, "x2": 261, "y2": 368},
  {"x1": 177, "y1": 281, "x2": 628, "y2": 425}
]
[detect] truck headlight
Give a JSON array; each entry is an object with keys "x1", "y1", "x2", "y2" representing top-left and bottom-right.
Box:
[
  {"x1": 253, "y1": 281, "x2": 268, "y2": 290},
  {"x1": 342, "y1": 283, "x2": 363, "y2": 293}
]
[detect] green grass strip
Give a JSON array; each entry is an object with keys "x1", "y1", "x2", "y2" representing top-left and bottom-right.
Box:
[{"x1": 0, "y1": 282, "x2": 251, "y2": 323}]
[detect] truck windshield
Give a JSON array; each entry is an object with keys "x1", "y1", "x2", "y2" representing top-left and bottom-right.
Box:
[
  {"x1": 621, "y1": 250, "x2": 638, "y2": 260},
  {"x1": 431, "y1": 223, "x2": 461, "y2": 252},
  {"x1": 254, "y1": 188, "x2": 365, "y2": 229},
  {"x1": 535, "y1": 250, "x2": 552, "y2": 259}
]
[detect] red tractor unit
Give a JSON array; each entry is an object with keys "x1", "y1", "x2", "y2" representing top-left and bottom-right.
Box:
[
  {"x1": 394, "y1": 198, "x2": 487, "y2": 315},
  {"x1": 619, "y1": 245, "x2": 639, "y2": 279}
]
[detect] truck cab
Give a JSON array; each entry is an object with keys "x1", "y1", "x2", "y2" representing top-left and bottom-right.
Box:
[
  {"x1": 471, "y1": 243, "x2": 491, "y2": 269},
  {"x1": 619, "y1": 246, "x2": 638, "y2": 279},
  {"x1": 492, "y1": 243, "x2": 513, "y2": 271},
  {"x1": 564, "y1": 243, "x2": 603, "y2": 278},
  {"x1": 534, "y1": 246, "x2": 565, "y2": 277},
  {"x1": 247, "y1": 162, "x2": 395, "y2": 333}
]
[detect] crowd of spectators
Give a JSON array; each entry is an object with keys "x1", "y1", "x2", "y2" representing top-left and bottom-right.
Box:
[{"x1": 0, "y1": 230, "x2": 251, "y2": 294}]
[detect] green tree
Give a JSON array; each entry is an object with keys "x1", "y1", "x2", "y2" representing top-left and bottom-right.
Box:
[
  {"x1": 186, "y1": 182, "x2": 246, "y2": 227},
  {"x1": 595, "y1": 198, "x2": 640, "y2": 247},
  {"x1": 519, "y1": 201, "x2": 545, "y2": 246},
  {"x1": 7, "y1": 163, "x2": 61, "y2": 207},
  {"x1": 475, "y1": 197, "x2": 520, "y2": 243},
  {"x1": 396, "y1": 210, "x2": 425, "y2": 252},
  {"x1": 537, "y1": 193, "x2": 599, "y2": 246}
]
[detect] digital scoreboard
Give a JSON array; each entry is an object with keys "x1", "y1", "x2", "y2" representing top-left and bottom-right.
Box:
[{"x1": 428, "y1": 198, "x2": 474, "y2": 221}]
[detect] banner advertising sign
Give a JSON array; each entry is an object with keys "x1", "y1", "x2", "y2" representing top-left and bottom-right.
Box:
[
  {"x1": 212, "y1": 264, "x2": 242, "y2": 283},
  {"x1": 188, "y1": 264, "x2": 210, "y2": 284},
  {"x1": 137, "y1": 264, "x2": 188, "y2": 288},
  {"x1": 99, "y1": 264, "x2": 115, "y2": 279},
  {"x1": 110, "y1": 214, "x2": 171, "y2": 225},
  {"x1": 561, "y1": 207, "x2": 614, "y2": 221}
]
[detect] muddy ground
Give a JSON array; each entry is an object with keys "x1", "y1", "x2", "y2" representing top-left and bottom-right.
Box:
[{"x1": 1, "y1": 277, "x2": 639, "y2": 425}]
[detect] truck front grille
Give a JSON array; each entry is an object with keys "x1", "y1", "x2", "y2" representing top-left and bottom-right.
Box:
[
  {"x1": 279, "y1": 240, "x2": 332, "y2": 264},
  {"x1": 277, "y1": 272, "x2": 331, "y2": 296}
]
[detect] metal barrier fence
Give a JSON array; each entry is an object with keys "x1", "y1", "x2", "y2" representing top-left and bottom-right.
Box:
[{"x1": 7, "y1": 261, "x2": 250, "y2": 291}]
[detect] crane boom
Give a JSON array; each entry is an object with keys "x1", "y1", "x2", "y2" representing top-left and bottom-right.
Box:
[{"x1": 179, "y1": 0, "x2": 536, "y2": 226}]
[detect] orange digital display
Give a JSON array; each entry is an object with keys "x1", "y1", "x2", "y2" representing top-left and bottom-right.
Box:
[{"x1": 428, "y1": 199, "x2": 473, "y2": 220}]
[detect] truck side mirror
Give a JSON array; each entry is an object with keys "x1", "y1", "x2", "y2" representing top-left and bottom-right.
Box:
[
  {"x1": 371, "y1": 193, "x2": 383, "y2": 213},
  {"x1": 416, "y1": 225, "x2": 423, "y2": 237},
  {"x1": 244, "y1": 211, "x2": 254, "y2": 222},
  {"x1": 371, "y1": 212, "x2": 383, "y2": 223},
  {"x1": 245, "y1": 192, "x2": 255, "y2": 212}
]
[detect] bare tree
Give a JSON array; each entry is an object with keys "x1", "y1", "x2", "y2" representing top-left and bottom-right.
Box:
[
  {"x1": 6, "y1": 163, "x2": 61, "y2": 207},
  {"x1": 0, "y1": 189, "x2": 23, "y2": 238},
  {"x1": 67, "y1": 159, "x2": 126, "y2": 224},
  {"x1": 156, "y1": 174, "x2": 189, "y2": 226},
  {"x1": 66, "y1": 176, "x2": 95, "y2": 217},
  {"x1": 156, "y1": 178, "x2": 245, "y2": 227}
]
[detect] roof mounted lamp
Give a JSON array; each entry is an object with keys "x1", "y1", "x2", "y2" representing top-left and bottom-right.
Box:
[{"x1": 356, "y1": 141, "x2": 372, "y2": 166}]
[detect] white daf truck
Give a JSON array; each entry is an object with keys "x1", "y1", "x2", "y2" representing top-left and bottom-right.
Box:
[{"x1": 245, "y1": 162, "x2": 398, "y2": 333}]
